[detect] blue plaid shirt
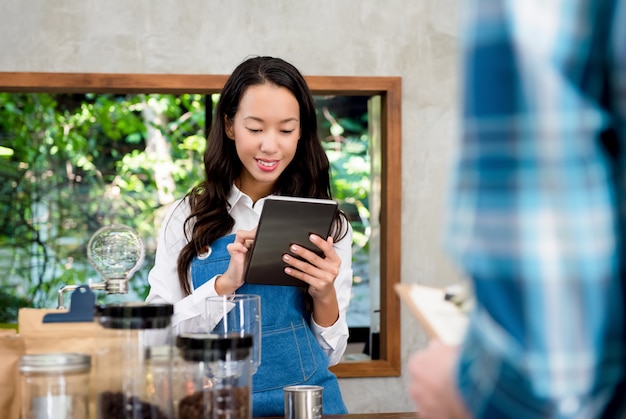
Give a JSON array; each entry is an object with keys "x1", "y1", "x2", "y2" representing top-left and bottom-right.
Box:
[{"x1": 446, "y1": 1, "x2": 626, "y2": 417}]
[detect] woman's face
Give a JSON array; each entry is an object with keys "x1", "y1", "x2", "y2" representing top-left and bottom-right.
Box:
[{"x1": 226, "y1": 83, "x2": 301, "y2": 202}]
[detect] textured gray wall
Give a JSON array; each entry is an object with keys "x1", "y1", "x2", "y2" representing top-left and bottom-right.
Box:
[{"x1": 0, "y1": 0, "x2": 464, "y2": 413}]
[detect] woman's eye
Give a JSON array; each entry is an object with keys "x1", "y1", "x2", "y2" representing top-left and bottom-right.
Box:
[
  {"x1": 247, "y1": 128, "x2": 261, "y2": 133},
  {"x1": 281, "y1": 130, "x2": 295, "y2": 134}
]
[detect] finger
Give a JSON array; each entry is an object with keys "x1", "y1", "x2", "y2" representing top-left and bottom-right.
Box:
[
  {"x1": 234, "y1": 229, "x2": 256, "y2": 243},
  {"x1": 282, "y1": 254, "x2": 319, "y2": 280},
  {"x1": 226, "y1": 241, "x2": 250, "y2": 257},
  {"x1": 283, "y1": 265, "x2": 313, "y2": 287},
  {"x1": 290, "y1": 242, "x2": 340, "y2": 272},
  {"x1": 308, "y1": 234, "x2": 338, "y2": 258},
  {"x1": 237, "y1": 233, "x2": 255, "y2": 243},
  {"x1": 282, "y1": 253, "x2": 303, "y2": 269},
  {"x1": 282, "y1": 251, "x2": 335, "y2": 284},
  {"x1": 227, "y1": 242, "x2": 245, "y2": 251}
]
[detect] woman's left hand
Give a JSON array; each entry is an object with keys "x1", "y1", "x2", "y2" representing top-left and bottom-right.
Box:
[
  {"x1": 282, "y1": 234, "x2": 341, "y2": 301},
  {"x1": 282, "y1": 234, "x2": 341, "y2": 327}
]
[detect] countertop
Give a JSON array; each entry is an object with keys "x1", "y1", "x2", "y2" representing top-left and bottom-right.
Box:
[{"x1": 258, "y1": 413, "x2": 417, "y2": 419}]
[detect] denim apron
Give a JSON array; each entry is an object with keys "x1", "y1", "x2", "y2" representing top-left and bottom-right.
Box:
[{"x1": 190, "y1": 234, "x2": 348, "y2": 417}]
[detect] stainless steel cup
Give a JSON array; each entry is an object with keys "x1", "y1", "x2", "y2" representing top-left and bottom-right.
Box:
[{"x1": 283, "y1": 385, "x2": 323, "y2": 419}]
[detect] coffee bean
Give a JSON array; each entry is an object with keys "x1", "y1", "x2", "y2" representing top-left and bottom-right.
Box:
[{"x1": 98, "y1": 391, "x2": 169, "y2": 419}]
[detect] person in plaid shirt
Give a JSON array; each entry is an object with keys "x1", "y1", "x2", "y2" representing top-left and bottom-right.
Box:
[{"x1": 408, "y1": 1, "x2": 626, "y2": 417}]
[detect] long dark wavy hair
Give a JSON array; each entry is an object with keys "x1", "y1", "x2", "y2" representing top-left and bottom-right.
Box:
[{"x1": 176, "y1": 56, "x2": 348, "y2": 295}]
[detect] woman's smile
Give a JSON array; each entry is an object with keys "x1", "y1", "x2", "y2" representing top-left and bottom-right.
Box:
[{"x1": 256, "y1": 158, "x2": 279, "y2": 172}]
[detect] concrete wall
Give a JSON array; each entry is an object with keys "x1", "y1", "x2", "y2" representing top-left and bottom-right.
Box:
[{"x1": 0, "y1": 0, "x2": 464, "y2": 413}]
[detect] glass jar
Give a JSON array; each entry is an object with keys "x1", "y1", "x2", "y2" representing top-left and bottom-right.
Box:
[
  {"x1": 94, "y1": 303, "x2": 174, "y2": 419},
  {"x1": 175, "y1": 333, "x2": 253, "y2": 419},
  {"x1": 19, "y1": 352, "x2": 91, "y2": 419}
]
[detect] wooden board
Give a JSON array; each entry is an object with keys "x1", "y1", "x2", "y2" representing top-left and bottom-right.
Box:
[{"x1": 395, "y1": 283, "x2": 468, "y2": 346}]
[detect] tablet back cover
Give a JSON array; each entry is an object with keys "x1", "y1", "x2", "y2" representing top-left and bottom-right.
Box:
[{"x1": 244, "y1": 196, "x2": 338, "y2": 287}]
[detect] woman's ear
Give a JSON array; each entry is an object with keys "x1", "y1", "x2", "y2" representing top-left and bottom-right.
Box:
[{"x1": 224, "y1": 116, "x2": 235, "y2": 140}]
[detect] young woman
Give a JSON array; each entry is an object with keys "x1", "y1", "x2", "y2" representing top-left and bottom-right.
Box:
[{"x1": 146, "y1": 56, "x2": 352, "y2": 416}]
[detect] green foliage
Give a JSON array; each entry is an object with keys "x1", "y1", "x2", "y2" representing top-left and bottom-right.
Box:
[
  {"x1": 0, "y1": 287, "x2": 32, "y2": 324},
  {"x1": 0, "y1": 92, "x2": 206, "y2": 308},
  {"x1": 0, "y1": 92, "x2": 371, "y2": 312},
  {"x1": 315, "y1": 96, "x2": 372, "y2": 255}
]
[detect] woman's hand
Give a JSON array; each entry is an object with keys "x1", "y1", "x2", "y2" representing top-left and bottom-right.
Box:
[
  {"x1": 215, "y1": 229, "x2": 256, "y2": 295},
  {"x1": 282, "y1": 234, "x2": 341, "y2": 326}
]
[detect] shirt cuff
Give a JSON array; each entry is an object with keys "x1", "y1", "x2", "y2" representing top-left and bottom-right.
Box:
[
  {"x1": 171, "y1": 275, "x2": 220, "y2": 331},
  {"x1": 310, "y1": 314, "x2": 349, "y2": 365}
]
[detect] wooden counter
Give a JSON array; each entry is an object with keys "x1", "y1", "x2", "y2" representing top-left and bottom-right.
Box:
[{"x1": 259, "y1": 413, "x2": 417, "y2": 419}]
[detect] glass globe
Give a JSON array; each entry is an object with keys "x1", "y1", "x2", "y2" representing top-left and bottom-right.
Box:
[{"x1": 87, "y1": 225, "x2": 145, "y2": 281}]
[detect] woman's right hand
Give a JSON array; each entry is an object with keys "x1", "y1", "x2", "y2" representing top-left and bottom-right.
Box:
[{"x1": 215, "y1": 229, "x2": 256, "y2": 295}]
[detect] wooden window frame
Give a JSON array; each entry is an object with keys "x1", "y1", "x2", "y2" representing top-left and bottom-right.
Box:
[{"x1": 0, "y1": 72, "x2": 402, "y2": 377}]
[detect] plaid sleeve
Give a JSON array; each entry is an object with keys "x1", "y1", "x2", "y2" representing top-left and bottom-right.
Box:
[{"x1": 446, "y1": 0, "x2": 626, "y2": 417}]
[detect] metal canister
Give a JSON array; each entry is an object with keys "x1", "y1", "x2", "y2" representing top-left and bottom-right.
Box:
[{"x1": 283, "y1": 385, "x2": 323, "y2": 419}]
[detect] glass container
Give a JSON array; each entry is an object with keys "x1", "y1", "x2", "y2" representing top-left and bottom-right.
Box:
[
  {"x1": 94, "y1": 303, "x2": 174, "y2": 419},
  {"x1": 19, "y1": 353, "x2": 91, "y2": 419},
  {"x1": 205, "y1": 294, "x2": 261, "y2": 374},
  {"x1": 175, "y1": 333, "x2": 253, "y2": 419}
]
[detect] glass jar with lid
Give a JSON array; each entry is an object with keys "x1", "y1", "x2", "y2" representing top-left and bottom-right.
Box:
[
  {"x1": 94, "y1": 302, "x2": 174, "y2": 419},
  {"x1": 175, "y1": 333, "x2": 253, "y2": 419},
  {"x1": 19, "y1": 352, "x2": 91, "y2": 419}
]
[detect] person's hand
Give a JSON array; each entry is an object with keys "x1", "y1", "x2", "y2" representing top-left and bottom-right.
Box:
[
  {"x1": 215, "y1": 228, "x2": 256, "y2": 295},
  {"x1": 282, "y1": 234, "x2": 342, "y2": 327},
  {"x1": 408, "y1": 340, "x2": 470, "y2": 419},
  {"x1": 282, "y1": 234, "x2": 340, "y2": 301}
]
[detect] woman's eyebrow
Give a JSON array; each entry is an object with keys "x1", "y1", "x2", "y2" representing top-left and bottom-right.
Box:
[{"x1": 243, "y1": 116, "x2": 299, "y2": 123}]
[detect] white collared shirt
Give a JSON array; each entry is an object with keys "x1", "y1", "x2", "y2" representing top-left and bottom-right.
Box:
[{"x1": 145, "y1": 185, "x2": 353, "y2": 365}]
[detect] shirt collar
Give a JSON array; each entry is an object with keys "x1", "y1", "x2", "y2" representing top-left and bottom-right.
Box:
[
  {"x1": 227, "y1": 183, "x2": 275, "y2": 213},
  {"x1": 227, "y1": 183, "x2": 245, "y2": 211}
]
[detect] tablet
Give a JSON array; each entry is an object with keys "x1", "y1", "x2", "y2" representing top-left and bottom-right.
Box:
[{"x1": 244, "y1": 196, "x2": 338, "y2": 287}]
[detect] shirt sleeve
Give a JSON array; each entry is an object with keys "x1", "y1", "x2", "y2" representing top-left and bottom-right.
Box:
[
  {"x1": 310, "y1": 224, "x2": 353, "y2": 366},
  {"x1": 448, "y1": 0, "x2": 626, "y2": 417},
  {"x1": 145, "y1": 199, "x2": 220, "y2": 333}
]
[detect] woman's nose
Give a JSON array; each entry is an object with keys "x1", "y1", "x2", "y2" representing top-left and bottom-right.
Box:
[{"x1": 259, "y1": 131, "x2": 279, "y2": 153}]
